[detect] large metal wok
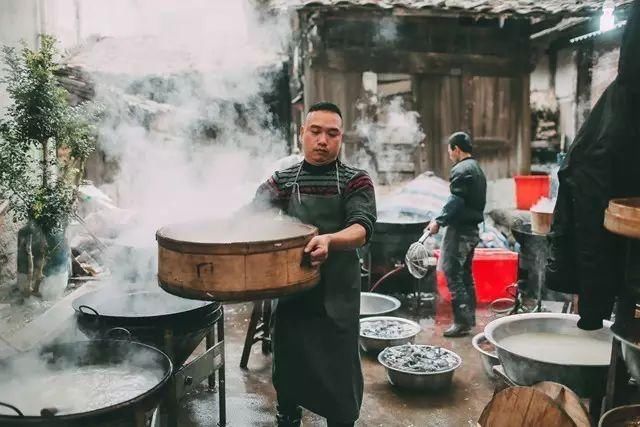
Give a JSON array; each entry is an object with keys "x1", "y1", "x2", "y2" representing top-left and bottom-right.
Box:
[
  {"x1": 0, "y1": 339, "x2": 172, "y2": 426},
  {"x1": 73, "y1": 288, "x2": 222, "y2": 368},
  {"x1": 611, "y1": 321, "x2": 640, "y2": 384},
  {"x1": 485, "y1": 313, "x2": 612, "y2": 397}
]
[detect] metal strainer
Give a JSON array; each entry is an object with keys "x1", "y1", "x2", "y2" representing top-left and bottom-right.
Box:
[{"x1": 404, "y1": 231, "x2": 436, "y2": 279}]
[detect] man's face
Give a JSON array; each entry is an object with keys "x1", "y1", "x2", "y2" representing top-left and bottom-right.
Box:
[
  {"x1": 448, "y1": 144, "x2": 461, "y2": 163},
  {"x1": 300, "y1": 110, "x2": 343, "y2": 165}
]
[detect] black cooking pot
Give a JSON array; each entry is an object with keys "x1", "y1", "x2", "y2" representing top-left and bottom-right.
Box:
[
  {"x1": 371, "y1": 213, "x2": 429, "y2": 268},
  {"x1": 511, "y1": 224, "x2": 566, "y2": 301},
  {"x1": 73, "y1": 289, "x2": 222, "y2": 368},
  {"x1": 368, "y1": 212, "x2": 431, "y2": 293},
  {"x1": 0, "y1": 340, "x2": 172, "y2": 426}
]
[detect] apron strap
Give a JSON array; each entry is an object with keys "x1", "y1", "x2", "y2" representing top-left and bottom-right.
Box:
[{"x1": 285, "y1": 162, "x2": 304, "y2": 204}]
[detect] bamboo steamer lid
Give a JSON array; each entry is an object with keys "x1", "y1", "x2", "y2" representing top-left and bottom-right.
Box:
[
  {"x1": 156, "y1": 216, "x2": 321, "y2": 301},
  {"x1": 604, "y1": 198, "x2": 640, "y2": 239}
]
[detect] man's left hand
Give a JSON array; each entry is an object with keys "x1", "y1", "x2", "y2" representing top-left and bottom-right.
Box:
[
  {"x1": 426, "y1": 220, "x2": 440, "y2": 235},
  {"x1": 304, "y1": 234, "x2": 332, "y2": 267}
]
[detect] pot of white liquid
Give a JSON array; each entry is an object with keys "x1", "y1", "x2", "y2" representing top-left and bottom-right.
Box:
[{"x1": 484, "y1": 313, "x2": 612, "y2": 397}]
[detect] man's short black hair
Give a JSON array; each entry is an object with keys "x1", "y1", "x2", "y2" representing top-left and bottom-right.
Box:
[
  {"x1": 308, "y1": 101, "x2": 342, "y2": 119},
  {"x1": 448, "y1": 131, "x2": 473, "y2": 154}
]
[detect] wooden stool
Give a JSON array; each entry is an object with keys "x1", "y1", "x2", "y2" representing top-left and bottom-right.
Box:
[{"x1": 240, "y1": 300, "x2": 272, "y2": 369}]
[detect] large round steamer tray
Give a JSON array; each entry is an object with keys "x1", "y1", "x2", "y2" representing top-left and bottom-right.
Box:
[
  {"x1": 604, "y1": 197, "x2": 640, "y2": 239},
  {"x1": 156, "y1": 216, "x2": 321, "y2": 302}
]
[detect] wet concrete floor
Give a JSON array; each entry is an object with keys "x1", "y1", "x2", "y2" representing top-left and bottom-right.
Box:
[{"x1": 178, "y1": 297, "x2": 496, "y2": 427}]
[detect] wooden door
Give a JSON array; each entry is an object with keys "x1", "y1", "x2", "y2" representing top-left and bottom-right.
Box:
[{"x1": 414, "y1": 74, "x2": 530, "y2": 179}]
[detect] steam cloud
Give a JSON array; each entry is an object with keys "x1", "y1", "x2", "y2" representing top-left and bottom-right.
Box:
[
  {"x1": 352, "y1": 96, "x2": 425, "y2": 184},
  {"x1": 66, "y1": 0, "x2": 293, "y2": 288}
]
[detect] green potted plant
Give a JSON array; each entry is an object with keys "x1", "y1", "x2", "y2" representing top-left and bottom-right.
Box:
[{"x1": 0, "y1": 35, "x2": 98, "y2": 296}]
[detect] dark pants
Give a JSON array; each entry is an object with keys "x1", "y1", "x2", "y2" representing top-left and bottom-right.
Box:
[
  {"x1": 440, "y1": 225, "x2": 480, "y2": 326},
  {"x1": 277, "y1": 400, "x2": 355, "y2": 427}
]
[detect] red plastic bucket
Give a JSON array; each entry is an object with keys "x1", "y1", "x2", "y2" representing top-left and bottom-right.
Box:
[
  {"x1": 434, "y1": 248, "x2": 518, "y2": 303},
  {"x1": 514, "y1": 175, "x2": 550, "y2": 210}
]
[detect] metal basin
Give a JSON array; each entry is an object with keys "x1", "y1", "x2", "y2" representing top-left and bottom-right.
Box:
[
  {"x1": 359, "y1": 316, "x2": 420, "y2": 353},
  {"x1": 484, "y1": 313, "x2": 612, "y2": 397},
  {"x1": 611, "y1": 321, "x2": 640, "y2": 384},
  {"x1": 599, "y1": 404, "x2": 640, "y2": 427},
  {"x1": 360, "y1": 292, "x2": 400, "y2": 317},
  {"x1": 377, "y1": 345, "x2": 461, "y2": 392},
  {"x1": 471, "y1": 332, "x2": 499, "y2": 380}
]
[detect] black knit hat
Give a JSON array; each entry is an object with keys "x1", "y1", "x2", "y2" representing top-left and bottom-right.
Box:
[{"x1": 448, "y1": 131, "x2": 473, "y2": 154}]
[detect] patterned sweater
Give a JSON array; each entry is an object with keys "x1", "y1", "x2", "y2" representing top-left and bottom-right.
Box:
[{"x1": 254, "y1": 160, "x2": 377, "y2": 239}]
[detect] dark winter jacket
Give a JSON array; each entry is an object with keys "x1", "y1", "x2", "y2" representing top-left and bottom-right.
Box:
[
  {"x1": 435, "y1": 157, "x2": 487, "y2": 227},
  {"x1": 545, "y1": 0, "x2": 640, "y2": 330}
]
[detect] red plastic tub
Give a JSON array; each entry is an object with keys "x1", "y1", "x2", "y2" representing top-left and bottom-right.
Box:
[
  {"x1": 514, "y1": 175, "x2": 550, "y2": 210},
  {"x1": 434, "y1": 248, "x2": 518, "y2": 303}
]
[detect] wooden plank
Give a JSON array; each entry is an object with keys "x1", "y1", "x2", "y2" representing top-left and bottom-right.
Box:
[
  {"x1": 466, "y1": 76, "x2": 516, "y2": 180},
  {"x1": 412, "y1": 75, "x2": 437, "y2": 175},
  {"x1": 303, "y1": 68, "x2": 363, "y2": 131},
  {"x1": 515, "y1": 75, "x2": 532, "y2": 174},
  {"x1": 441, "y1": 76, "x2": 465, "y2": 175},
  {"x1": 478, "y1": 386, "x2": 576, "y2": 427},
  {"x1": 413, "y1": 72, "x2": 529, "y2": 180},
  {"x1": 532, "y1": 382, "x2": 591, "y2": 427},
  {"x1": 379, "y1": 79, "x2": 412, "y2": 97},
  {"x1": 317, "y1": 48, "x2": 529, "y2": 76}
]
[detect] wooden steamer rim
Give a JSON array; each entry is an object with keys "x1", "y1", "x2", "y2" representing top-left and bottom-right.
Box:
[
  {"x1": 156, "y1": 218, "x2": 321, "y2": 302},
  {"x1": 604, "y1": 198, "x2": 640, "y2": 239},
  {"x1": 156, "y1": 220, "x2": 319, "y2": 254}
]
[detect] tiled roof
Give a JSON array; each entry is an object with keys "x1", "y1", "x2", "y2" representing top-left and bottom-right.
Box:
[{"x1": 269, "y1": 0, "x2": 635, "y2": 18}]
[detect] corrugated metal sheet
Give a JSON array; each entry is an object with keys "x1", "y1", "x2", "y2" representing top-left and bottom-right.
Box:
[{"x1": 270, "y1": 0, "x2": 635, "y2": 18}]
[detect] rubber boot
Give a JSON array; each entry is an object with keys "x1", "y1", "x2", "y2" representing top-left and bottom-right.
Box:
[
  {"x1": 443, "y1": 323, "x2": 472, "y2": 337},
  {"x1": 444, "y1": 302, "x2": 472, "y2": 337},
  {"x1": 276, "y1": 405, "x2": 302, "y2": 427}
]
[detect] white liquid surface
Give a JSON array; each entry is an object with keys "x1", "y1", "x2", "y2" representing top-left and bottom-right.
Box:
[
  {"x1": 499, "y1": 332, "x2": 611, "y2": 365},
  {"x1": 159, "y1": 216, "x2": 312, "y2": 243},
  {"x1": 0, "y1": 365, "x2": 163, "y2": 416}
]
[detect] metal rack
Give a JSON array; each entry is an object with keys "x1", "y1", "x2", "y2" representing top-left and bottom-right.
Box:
[
  {"x1": 165, "y1": 306, "x2": 226, "y2": 427},
  {"x1": 603, "y1": 241, "x2": 640, "y2": 412}
]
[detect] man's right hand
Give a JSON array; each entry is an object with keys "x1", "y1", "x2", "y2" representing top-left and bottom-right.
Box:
[
  {"x1": 304, "y1": 234, "x2": 332, "y2": 267},
  {"x1": 426, "y1": 220, "x2": 441, "y2": 235}
]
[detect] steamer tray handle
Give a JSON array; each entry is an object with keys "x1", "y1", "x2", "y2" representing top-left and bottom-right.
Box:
[{"x1": 196, "y1": 262, "x2": 214, "y2": 278}]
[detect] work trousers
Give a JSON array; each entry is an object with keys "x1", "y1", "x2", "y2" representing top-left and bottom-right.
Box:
[{"x1": 440, "y1": 224, "x2": 480, "y2": 326}]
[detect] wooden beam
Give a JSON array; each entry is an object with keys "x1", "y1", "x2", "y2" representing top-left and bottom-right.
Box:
[
  {"x1": 300, "y1": 6, "x2": 612, "y2": 20},
  {"x1": 529, "y1": 16, "x2": 563, "y2": 35},
  {"x1": 314, "y1": 48, "x2": 530, "y2": 77},
  {"x1": 515, "y1": 75, "x2": 532, "y2": 174}
]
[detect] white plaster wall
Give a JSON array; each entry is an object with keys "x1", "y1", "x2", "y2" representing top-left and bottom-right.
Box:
[
  {"x1": 554, "y1": 49, "x2": 578, "y2": 142},
  {"x1": 530, "y1": 53, "x2": 558, "y2": 111},
  {"x1": 0, "y1": 0, "x2": 43, "y2": 111},
  {"x1": 531, "y1": 53, "x2": 551, "y2": 93},
  {"x1": 591, "y1": 47, "x2": 620, "y2": 108}
]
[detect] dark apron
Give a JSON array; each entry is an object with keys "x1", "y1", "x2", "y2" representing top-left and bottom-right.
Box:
[{"x1": 272, "y1": 164, "x2": 363, "y2": 422}]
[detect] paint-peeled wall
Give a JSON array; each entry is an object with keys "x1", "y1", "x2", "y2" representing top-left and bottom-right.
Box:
[
  {"x1": 591, "y1": 46, "x2": 620, "y2": 107},
  {"x1": 0, "y1": 0, "x2": 43, "y2": 111},
  {"x1": 530, "y1": 52, "x2": 557, "y2": 111},
  {"x1": 554, "y1": 49, "x2": 578, "y2": 143}
]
